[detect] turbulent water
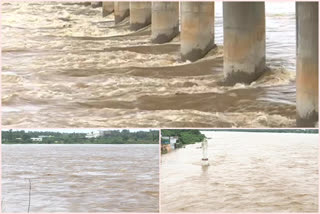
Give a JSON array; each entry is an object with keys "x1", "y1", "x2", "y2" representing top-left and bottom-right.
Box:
[
  {"x1": 2, "y1": 2, "x2": 297, "y2": 127},
  {"x1": 161, "y1": 131, "x2": 318, "y2": 212},
  {"x1": 2, "y1": 144, "x2": 159, "y2": 212}
]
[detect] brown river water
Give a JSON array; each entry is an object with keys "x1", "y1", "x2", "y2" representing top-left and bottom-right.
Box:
[
  {"x1": 2, "y1": 2, "x2": 297, "y2": 127},
  {"x1": 161, "y1": 131, "x2": 318, "y2": 212},
  {"x1": 2, "y1": 144, "x2": 159, "y2": 212}
]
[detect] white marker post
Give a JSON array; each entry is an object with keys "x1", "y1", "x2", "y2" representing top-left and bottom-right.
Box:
[{"x1": 202, "y1": 138, "x2": 209, "y2": 166}]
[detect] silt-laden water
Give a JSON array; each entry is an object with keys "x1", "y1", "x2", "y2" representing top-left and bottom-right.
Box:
[
  {"x1": 2, "y1": 2, "x2": 297, "y2": 127},
  {"x1": 2, "y1": 144, "x2": 159, "y2": 212},
  {"x1": 161, "y1": 131, "x2": 318, "y2": 212}
]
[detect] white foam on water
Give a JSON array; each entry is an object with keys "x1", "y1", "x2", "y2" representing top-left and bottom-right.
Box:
[{"x1": 2, "y1": 2, "x2": 298, "y2": 128}]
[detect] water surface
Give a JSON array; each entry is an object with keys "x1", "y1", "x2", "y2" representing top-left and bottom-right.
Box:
[
  {"x1": 2, "y1": 2, "x2": 297, "y2": 127},
  {"x1": 161, "y1": 131, "x2": 318, "y2": 212},
  {"x1": 2, "y1": 144, "x2": 159, "y2": 212}
]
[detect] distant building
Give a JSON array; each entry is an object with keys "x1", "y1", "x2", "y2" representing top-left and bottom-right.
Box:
[
  {"x1": 99, "y1": 130, "x2": 112, "y2": 136},
  {"x1": 31, "y1": 137, "x2": 42, "y2": 142},
  {"x1": 85, "y1": 130, "x2": 112, "y2": 138},
  {"x1": 169, "y1": 136, "x2": 178, "y2": 149},
  {"x1": 85, "y1": 131, "x2": 100, "y2": 138},
  {"x1": 38, "y1": 135, "x2": 53, "y2": 138},
  {"x1": 161, "y1": 136, "x2": 179, "y2": 153}
]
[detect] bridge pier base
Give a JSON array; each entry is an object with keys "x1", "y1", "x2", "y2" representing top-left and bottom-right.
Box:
[
  {"x1": 114, "y1": 2, "x2": 130, "y2": 24},
  {"x1": 151, "y1": 2, "x2": 179, "y2": 44},
  {"x1": 181, "y1": 2, "x2": 215, "y2": 62},
  {"x1": 130, "y1": 2, "x2": 151, "y2": 30},
  {"x1": 296, "y1": 2, "x2": 319, "y2": 127},
  {"x1": 102, "y1": 2, "x2": 114, "y2": 17},
  {"x1": 223, "y1": 2, "x2": 265, "y2": 85}
]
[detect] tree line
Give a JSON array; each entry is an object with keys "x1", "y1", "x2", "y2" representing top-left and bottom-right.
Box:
[
  {"x1": 161, "y1": 129, "x2": 205, "y2": 145},
  {"x1": 2, "y1": 130, "x2": 159, "y2": 144}
]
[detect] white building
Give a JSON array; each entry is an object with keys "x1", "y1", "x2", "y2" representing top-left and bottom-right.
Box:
[
  {"x1": 31, "y1": 137, "x2": 42, "y2": 142},
  {"x1": 85, "y1": 131, "x2": 101, "y2": 138},
  {"x1": 169, "y1": 136, "x2": 178, "y2": 149},
  {"x1": 85, "y1": 130, "x2": 112, "y2": 138},
  {"x1": 162, "y1": 136, "x2": 178, "y2": 149},
  {"x1": 99, "y1": 130, "x2": 111, "y2": 136},
  {"x1": 38, "y1": 135, "x2": 53, "y2": 138}
]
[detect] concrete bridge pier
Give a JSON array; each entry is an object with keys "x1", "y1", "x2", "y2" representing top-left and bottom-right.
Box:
[
  {"x1": 114, "y1": 2, "x2": 130, "y2": 24},
  {"x1": 151, "y1": 2, "x2": 179, "y2": 44},
  {"x1": 223, "y1": 2, "x2": 265, "y2": 85},
  {"x1": 181, "y1": 2, "x2": 215, "y2": 62},
  {"x1": 296, "y1": 2, "x2": 318, "y2": 127},
  {"x1": 102, "y1": 2, "x2": 114, "y2": 17},
  {"x1": 130, "y1": 2, "x2": 151, "y2": 30}
]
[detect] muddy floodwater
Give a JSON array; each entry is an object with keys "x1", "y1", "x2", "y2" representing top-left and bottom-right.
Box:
[
  {"x1": 161, "y1": 131, "x2": 318, "y2": 212},
  {"x1": 2, "y1": 144, "x2": 159, "y2": 212},
  {"x1": 2, "y1": 2, "x2": 298, "y2": 128}
]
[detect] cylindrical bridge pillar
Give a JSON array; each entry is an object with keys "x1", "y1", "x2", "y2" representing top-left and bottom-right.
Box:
[
  {"x1": 296, "y1": 2, "x2": 318, "y2": 127},
  {"x1": 114, "y1": 2, "x2": 130, "y2": 24},
  {"x1": 130, "y1": 2, "x2": 151, "y2": 30},
  {"x1": 102, "y1": 2, "x2": 114, "y2": 17},
  {"x1": 223, "y1": 2, "x2": 266, "y2": 85},
  {"x1": 151, "y1": 2, "x2": 179, "y2": 44},
  {"x1": 180, "y1": 2, "x2": 215, "y2": 62}
]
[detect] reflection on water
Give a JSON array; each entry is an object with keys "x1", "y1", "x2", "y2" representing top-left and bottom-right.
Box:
[
  {"x1": 161, "y1": 131, "x2": 318, "y2": 212},
  {"x1": 2, "y1": 144, "x2": 159, "y2": 212},
  {"x1": 2, "y1": 2, "x2": 297, "y2": 127}
]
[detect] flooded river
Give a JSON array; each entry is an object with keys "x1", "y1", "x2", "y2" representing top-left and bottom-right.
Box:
[
  {"x1": 2, "y1": 144, "x2": 159, "y2": 212},
  {"x1": 2, "y1": 2, "x2": 297, "y2": 127},
  {"x1": 161, "y1": 131, "x2": 318, "y2": 212}
]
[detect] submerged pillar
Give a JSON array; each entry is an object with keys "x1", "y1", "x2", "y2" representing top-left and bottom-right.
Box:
[
  {"x1": 91, "y1": 2, "x2": 102, "y2": 8},
  {"x1": 296, "y1": 2, "x2": 318, "y2": 127},
  {"x1": 180, "y1": 2, "x2": 215, "y2": 62},
  {"x1": 202, "y1": 139, "x2": 209, "y2": 166},
  {"x1": 130, "y1": 2, "x2": 151, "y2": 30},
  {"x1": 114, "y1": 2, "x2": 130, "y2": 24},
  {"x1": 151, "y1": 2, "x2": 179, "y2": 44},
  {"x1": 102, "y1": 2, "x2": 114, "y2": 17},
  {"x1": 223, "y1": 2, "x2": 266, "y2": 85}
]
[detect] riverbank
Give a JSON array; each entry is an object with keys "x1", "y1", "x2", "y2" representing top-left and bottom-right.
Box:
[{"x1": 2, "y1": 129, "x2": 159, "y2": 144}]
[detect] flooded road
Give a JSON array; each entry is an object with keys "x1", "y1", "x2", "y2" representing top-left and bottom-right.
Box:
[
  {"x1": 161, "y1": 131, "x2": 318, "y2": 212},
  {"x1": 2, "y1": 144, "x2": 159, "y2": 212},
  {"x1": 2, "y1": 2, "x2": 297, "y2": 127}
]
